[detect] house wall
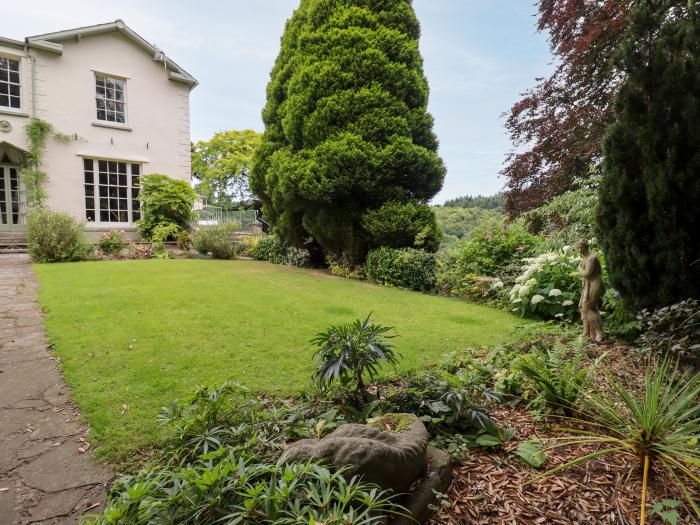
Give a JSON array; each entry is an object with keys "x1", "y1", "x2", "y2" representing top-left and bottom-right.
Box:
[
  {"x1": 0, "y1": 31, "x2": 193, "y2": 233},
  {"x1": 0, "y1": 42, "x2": 31, "y2": 152}
]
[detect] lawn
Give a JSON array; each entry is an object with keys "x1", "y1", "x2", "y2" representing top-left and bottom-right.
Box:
[{"x1": 34, "y1": 259, "x2": 524, "y2": 462}]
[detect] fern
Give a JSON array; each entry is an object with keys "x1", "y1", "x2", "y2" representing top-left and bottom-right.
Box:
[{"x1": 515, "y1": 342, "x2": 605, "y2": 415}]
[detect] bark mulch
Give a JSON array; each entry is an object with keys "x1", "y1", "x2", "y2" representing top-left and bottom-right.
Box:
[{"x1": 428, "y1": 405, "x2": 699, "y2": 525}]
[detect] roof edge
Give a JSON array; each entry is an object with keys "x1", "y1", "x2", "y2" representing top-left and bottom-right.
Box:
[
  {"x1": 0, "y1": 36, "x2": 25, "y2": 49},
  {"x1": 27, "y1": 20, "x2": 198, "y2": 89}
]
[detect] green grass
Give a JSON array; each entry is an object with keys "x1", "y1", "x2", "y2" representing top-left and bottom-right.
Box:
[{"x1": 34, "y1": 259, "x2": 524, "y2": 462}]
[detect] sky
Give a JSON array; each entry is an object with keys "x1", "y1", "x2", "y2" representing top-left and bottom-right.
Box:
[{"x1": 6, "y1": 1, "x2": 552, "y2": 203}]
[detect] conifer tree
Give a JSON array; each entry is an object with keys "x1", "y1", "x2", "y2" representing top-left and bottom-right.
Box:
[
  {"x1": 597, "y1": 0, "x2": 700, "y2": 310},
  {"x1": 250, "y1": 0, "x2": 445, "y2": 263}
]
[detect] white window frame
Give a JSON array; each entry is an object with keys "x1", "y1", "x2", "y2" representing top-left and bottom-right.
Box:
[
  {"x1": 0, "y1": 55, "x2": 21, "y2": 111},
  {"x1": 94, "y1": 73, "x2": 128, "y2": 125},
  {"x1": 83, "y1": 158, "x2": 141, "y2": 226}
]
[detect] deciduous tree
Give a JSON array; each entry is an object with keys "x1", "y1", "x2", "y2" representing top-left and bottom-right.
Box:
[
  {"x1": 502, "y1": 0, "x2": 631, "y2": 217},
  {"x1": 192, "y1": 130, "x2": 262, "y2": 209}
]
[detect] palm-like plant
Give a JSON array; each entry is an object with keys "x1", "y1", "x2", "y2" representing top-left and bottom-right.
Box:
[
  {"x1": 312, "y1": 314, "x2": 400, "y2": 406},
  {"x1": 537, "y1": 359, "x2": 700, "y2": 524}
]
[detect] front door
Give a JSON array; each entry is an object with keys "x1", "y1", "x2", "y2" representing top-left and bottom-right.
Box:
[{"x1": 0, "y1": 165, "x2": 27, "y2": 231}]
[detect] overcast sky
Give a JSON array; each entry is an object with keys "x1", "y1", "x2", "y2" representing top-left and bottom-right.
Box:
[{"x1": 6, "y1": 1, "x2": 552, "y2": 203}]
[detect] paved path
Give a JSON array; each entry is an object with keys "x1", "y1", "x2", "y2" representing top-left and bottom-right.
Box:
[{"x1": 0, "y1": 254, "x2": 111, "y2": 524}]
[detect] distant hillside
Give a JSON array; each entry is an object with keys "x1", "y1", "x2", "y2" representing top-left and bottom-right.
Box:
[
  {"x1": 433, "y1": 206, "x2": 503, "y2": 241},
  {"x1": 442, "y1": 193, "x2": 505, "y2": 211}
]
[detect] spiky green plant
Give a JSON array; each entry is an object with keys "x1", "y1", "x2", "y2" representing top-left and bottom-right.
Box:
[
  {"x1": 312, "y1": 314, "x2": 400, "y2": 406},
  {"x1": 537, "y1": 359, "x2": 700, "y2": 524}
]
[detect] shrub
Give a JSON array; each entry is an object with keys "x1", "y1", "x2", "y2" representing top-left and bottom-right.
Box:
[
  {"x1": 312, "y1": 315, "x2": 400, "y2": 406},
  {"x1": 362, "y1": 201, "x2": 442, "y2": 252},
  {"x1": 452, "y1": 220, "x2": 539, "y2": 280},
  {"x1": 639, "y1": 299, "x2": 700, "y2": 367},
  {"x1": 85, "y1": 456, "x2": 398, "y2": 525},
  {"x1": 177, "y1": 230, "x2": 192, "y2": 251},
  {"x1": 137, "y1": 174, "x2": 196, "y2": 239},
  {"x1": 150, "y1": 223, "x2": 180, "y2": 258},
  {"x1": 509, "y1": 249, "x2": 581, "y2": 320},
  {"x1": 248, "y1": 234, "x2": 288, "y2": 264},
  {"x1": 123, "y1": 241, "x2": 153, "y2": 260},
  {"x1": 285, "y1": 246, "x2": 312, "y2": 268},
  {"x1": 601, "y1": 289, "x2": 641, "y2": 342},
  {"x1": 97, "y1": 230, "x2": 125, "y2": 256},
  {"x1": 27, "y1": 207, "x2": 93, "y2": 263},
  {"x1": 327, "y1": 257, "x2": 365, "y2": 280},
  {"x1": 85, "y1": 382, "x2": 400, "y2": 524},
  {"x1": 193, "y1": 222, "x2": 240, "y2": 260},
  {"x1": 365, "y1": 247, "x2": 437, "y2": 292}
]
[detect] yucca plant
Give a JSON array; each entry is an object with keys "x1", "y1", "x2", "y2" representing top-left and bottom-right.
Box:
[
  {"x1": 312, "y1": 314, "x2": 400, "y2": 406},
  {"x1": 514, "y1": 342, "x2": 605, "y2": 415},
  {"x1": 536, "y1": 359, "x2": 700, "y2": 524}
]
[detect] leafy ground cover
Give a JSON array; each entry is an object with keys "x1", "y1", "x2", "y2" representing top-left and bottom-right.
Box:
[{"x1": 34, "y1": 259, "x2": 522, "y2": 463}]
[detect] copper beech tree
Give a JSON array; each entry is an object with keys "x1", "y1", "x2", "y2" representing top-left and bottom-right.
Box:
[{"x1": 502, "y1": 0, "x2": 632, "y2": 217}]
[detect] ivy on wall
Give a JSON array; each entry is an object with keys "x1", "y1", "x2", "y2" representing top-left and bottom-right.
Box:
[{"x1": 20, "y1": 118, "x2": 70, "y2": 204}]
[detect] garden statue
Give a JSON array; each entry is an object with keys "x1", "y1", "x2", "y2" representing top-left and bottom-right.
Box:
[{"x1": 576, "y1": 239, "x2": 605, "y2": 342}]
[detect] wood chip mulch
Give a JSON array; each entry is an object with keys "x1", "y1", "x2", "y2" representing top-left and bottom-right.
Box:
[{"x1": 428, "y1": 405, "x2": 700, "y2": 525}]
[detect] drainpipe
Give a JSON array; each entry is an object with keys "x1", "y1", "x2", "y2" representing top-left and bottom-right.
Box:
[{"x1": 24, "y1": 40, "x2": 36, "y2": 119}]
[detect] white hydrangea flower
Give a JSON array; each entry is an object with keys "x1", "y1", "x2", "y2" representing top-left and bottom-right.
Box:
[
  {"x1": 549, "y1": 288, "x2": 562, "y2": 297},
  {"x1": 526, "y1": 278, "x2": 537, "y2": 287},
  {"x1": 562, "y1": 300, "x2": 574, "y2": 307},
  {"x1": 512, "y1": 298, "x2": 522, "y2": 304},
  {"x1": 515, "y1": 275, "x2": 525, "y2": 284},
  {"x1": 531, "y1": 294, "x2": 545, "y2": 305},
  {"x1": 555, "y1": 313, "x2": 564, "y2": 318},
  {"x1": 518, "y1": 286, "x2": 530, "y2": 298},
  {"x1": 492, "y1": 280, "x2": 504, "y2": 289}
]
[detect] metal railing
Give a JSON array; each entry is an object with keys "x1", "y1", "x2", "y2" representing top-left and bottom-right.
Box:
[{"x1": 193, "y1": 208, "x2": 260, "y2": 228}]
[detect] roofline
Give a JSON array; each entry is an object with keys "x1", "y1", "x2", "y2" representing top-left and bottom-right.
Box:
[
  {"x1": 0, "y1": 36, "x2": 25, "y2": 49},
  {"x1": 27, "y1": 20, "x2": 198, "y2": 89}
]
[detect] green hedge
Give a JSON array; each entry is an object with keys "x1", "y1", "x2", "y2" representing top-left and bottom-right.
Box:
[{"x1": 365, "y1": 247, "x2": 437, "y2": 292}]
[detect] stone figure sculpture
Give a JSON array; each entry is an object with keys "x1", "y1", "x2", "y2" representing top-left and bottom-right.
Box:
[{"x1": 576, "y1": 239, "x2": 605, "y2": 342}]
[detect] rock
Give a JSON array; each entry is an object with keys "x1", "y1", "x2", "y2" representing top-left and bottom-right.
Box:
[
  {"x1": 389, "y1": 446, "x2": 453, "y2": 525},
  {"x1": 284, "y1": 413, "x2": 428, "y2": 494}
]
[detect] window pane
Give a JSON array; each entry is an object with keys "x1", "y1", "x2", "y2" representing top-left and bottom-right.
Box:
[
  {"x1": 10, "y1": 97, "x2": 19, "y2": 108},
  {"x1": 100, "y1": 210, "x2": 109, "y2": 222},
  {"x1": 85, "y1": 197, "x2": 94, "y2": 209},
  {"x1": 86, "y1": 209, "x2": 95, "y2": 221},
  {"x1": 83, "y1": 158, "x2": 93, "y2": 171},
  {"x1": 0, "y1": 84, "x2": 7, "y2": 95},
  {"x1": 96, "y1": 109, "x2": 106, "y2": 120},
  {"x1": 115, "y1": 113, "x2": 125, "y2": 124},
  {"x1": 100, "y1": 198, "x2": 108, "y2": 210},
  {"x1": 9, "y1": 72, "x2": 19, "y2": 84},
  {"x1": 84, "y1": 185, "x2": 94, "y2": 196},
  {"x1": 131, "y1": 164, "x2": 140, "y2": 176},
  {"x1": 8, "y1": 59, "x2": 18, "y2": 72},
  {"x1": 9, "y1": 84, "x2": 19, "y2": 96},
  {"x1": 98, "y1": 160, "x2": 108, "y2": 172},
  {"x1": 96, "y1": 76, "x2": 105, "y2": 87},
  {"x1": 0, "y1": 95, "x2": 8, "y2": 107},
  {"x1": 109, "y1": 186, "x2": 117, "y2": 197}
]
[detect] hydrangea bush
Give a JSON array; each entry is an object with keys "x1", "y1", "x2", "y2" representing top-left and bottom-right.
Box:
[{"x1": 509, "y1": 249, "x2": 581, "y2": 320}]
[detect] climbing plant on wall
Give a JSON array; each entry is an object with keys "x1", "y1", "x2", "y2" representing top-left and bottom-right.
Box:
[{"x1": 20, "y1": 118, "x2": 70, "y2": 204}]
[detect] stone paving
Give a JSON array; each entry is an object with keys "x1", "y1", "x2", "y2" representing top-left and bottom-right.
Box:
[{"x1": 0, "y1": 254, "x2": 111, "y2": 524}]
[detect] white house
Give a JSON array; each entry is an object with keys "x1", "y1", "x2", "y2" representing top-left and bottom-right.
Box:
[{"x1": 0, "y1": 20, "x2": 197, "y2": 242}]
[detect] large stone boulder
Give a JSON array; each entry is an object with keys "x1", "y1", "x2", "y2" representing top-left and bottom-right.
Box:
[{"x1": 284, "y1": 413, "x2": 429, "y2": 494}]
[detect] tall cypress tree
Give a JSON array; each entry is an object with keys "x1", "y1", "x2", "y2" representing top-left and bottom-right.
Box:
[
  {"x1": 250, "y1": 0, "x2": 445, "y2": 263},
  {"x1": 597, "y1": 0, "x2": 700, "y2": 310}
]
